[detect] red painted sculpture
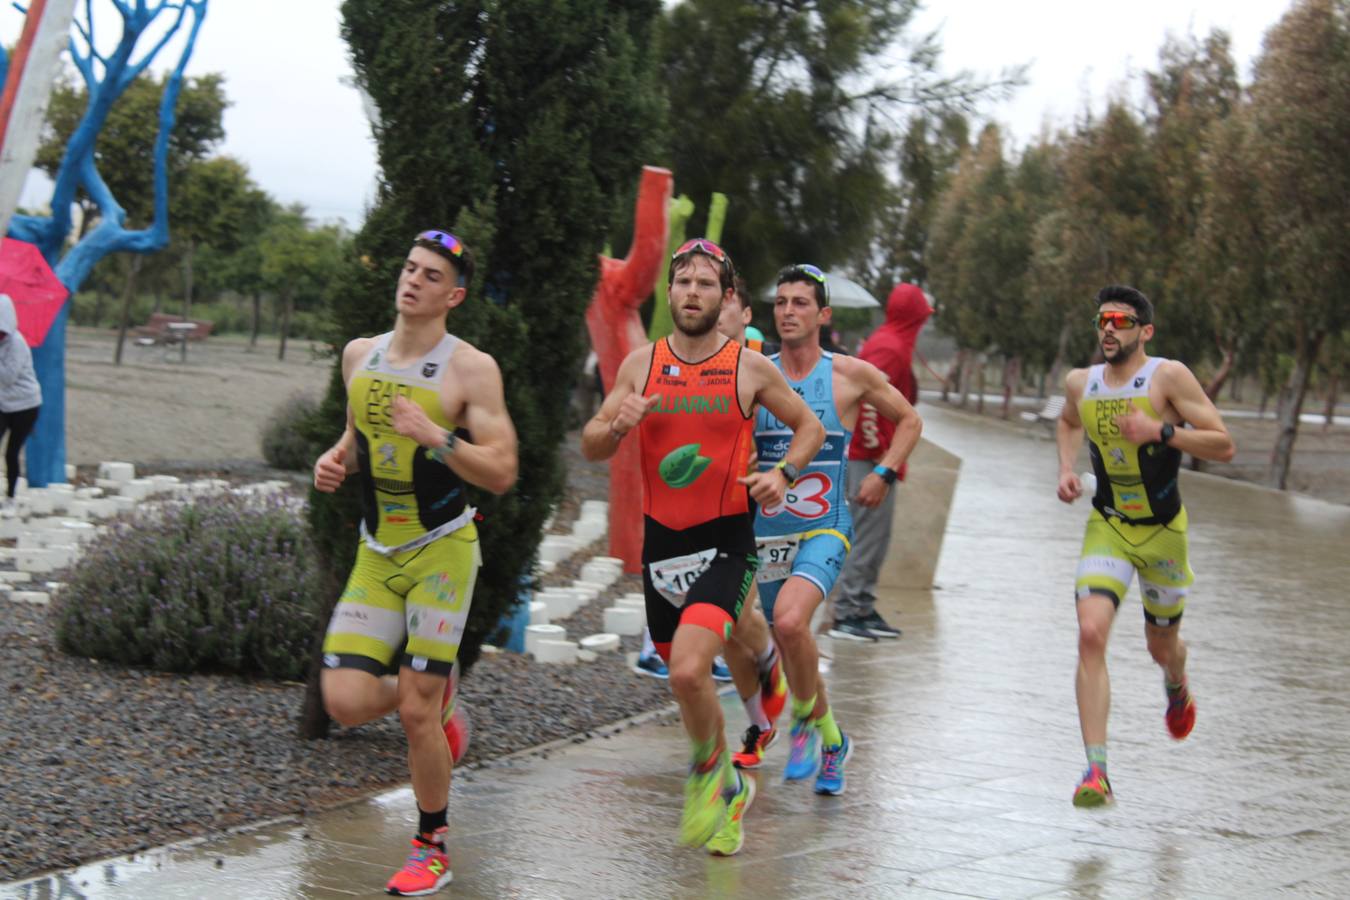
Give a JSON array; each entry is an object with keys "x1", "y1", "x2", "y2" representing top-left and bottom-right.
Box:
[{"x1": 584, "y1": 166, "x2": 672, "y2": 572}]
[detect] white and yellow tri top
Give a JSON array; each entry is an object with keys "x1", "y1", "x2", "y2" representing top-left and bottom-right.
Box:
[
  {"x1": 1079, "y1": 356, "x2": 1183, "y2": 526},
  {"x1": 350, "y1": 332, "x2": 476, "y2": 553}
]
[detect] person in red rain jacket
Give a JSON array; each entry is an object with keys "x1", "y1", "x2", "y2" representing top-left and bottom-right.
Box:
[{"x1": 830, "y1": 283, "x2": 932, "y2": 641}]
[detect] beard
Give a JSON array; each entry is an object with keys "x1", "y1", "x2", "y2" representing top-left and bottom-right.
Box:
[
  {"x1": 674, "y1": 304, "x2": 720, "y2": 338},
  {"x1": 1102, "y1": 334, "x2": 1141, "y2": 363}
]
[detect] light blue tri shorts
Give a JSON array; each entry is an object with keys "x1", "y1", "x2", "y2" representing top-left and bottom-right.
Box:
[{"x1": 756, "y1": 528, "x2": 851, "y2": 625}]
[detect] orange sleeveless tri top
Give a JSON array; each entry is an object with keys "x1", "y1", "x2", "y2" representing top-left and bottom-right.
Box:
[{"x1": 639, "y1": 337, "x2": 753, "y2": 530}]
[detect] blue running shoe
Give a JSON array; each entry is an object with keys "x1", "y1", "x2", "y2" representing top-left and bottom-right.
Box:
[
  {"x1": 634, "y1": 651, "x2": 668, "y2": 679},
  {"x1": 782, "y1": 718, "x2": 819, "y2": 782},
  {"x1": 814, "y1": 732, "x2": 852, "y2": 796},
  {"x1": 711, "y1": 656, "x2": 733, "y2": 682}
]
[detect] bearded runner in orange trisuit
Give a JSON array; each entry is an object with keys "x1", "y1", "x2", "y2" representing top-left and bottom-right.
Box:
[{"x1": 583, "y1": 239, "x2": 823, "y2": 857}]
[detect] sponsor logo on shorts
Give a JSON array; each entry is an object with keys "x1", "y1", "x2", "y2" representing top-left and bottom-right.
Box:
[
  {"x1": 1079, "y1": 557, "x2": 1120, "y2": 574},
  {"x1": 323, "y1": 653, "x2": 340, "y2": 668},
  {"x1": 411, "y1": 656, "x2": 429, "y2": 672},
  {"x1": 383, "y1": 501, "x2": 412, "y2": 513}
]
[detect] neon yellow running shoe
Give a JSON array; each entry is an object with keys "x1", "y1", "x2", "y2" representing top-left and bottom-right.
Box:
[
  {"x1": 680, "y1": 755, "x2": 730, "y2": 847},
  {"x1": 706, "y1": 771, "x2": 756, "y2": 856}
]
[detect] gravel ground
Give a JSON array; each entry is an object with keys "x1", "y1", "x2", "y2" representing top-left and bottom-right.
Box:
[{"x1": 0, "y1": 442, "x2": 672, "y2": 884}]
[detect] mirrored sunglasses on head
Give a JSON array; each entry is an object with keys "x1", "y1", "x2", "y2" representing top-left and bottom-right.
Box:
[
  {"x1": 416, "y1": 230, "x2": 464, "y2": 257},
  {"x1": 672, "y1": 237, "x2": 729, "y2": 265},
  {"x1": 778, "y1": 263, "x2": 830, "y2": 303},
  {"x1": 415, "y1": 230, "x2": 467, "y2": 285}
]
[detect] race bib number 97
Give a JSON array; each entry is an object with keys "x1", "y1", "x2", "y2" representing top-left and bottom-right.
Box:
[
  {"x1": 649, "y1": 549, "x2": 716, "y2": 607},
  {"x1": 755, "y1": 534, "x2": 801, "y2": 583}
]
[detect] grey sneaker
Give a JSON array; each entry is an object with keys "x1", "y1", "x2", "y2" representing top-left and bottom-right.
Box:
[
  {"x1": 861, "y1": 610, "x2": 901, "y2": 639},
  {"x1": 827, "y1": 617, "x2": 878, "y2": 642}
]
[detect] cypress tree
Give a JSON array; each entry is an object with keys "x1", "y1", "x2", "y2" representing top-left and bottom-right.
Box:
[{"x1": 307, "y1": 0, "x2": 665, "y2": 689}]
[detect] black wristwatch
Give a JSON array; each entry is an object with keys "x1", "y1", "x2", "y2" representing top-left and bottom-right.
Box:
[
  {"x1": 775, "y1": 460, "x2": 801, "y2": 487},
  {"x1": 1159, "y1": 423, "x2": 1176, "y2": 446},
  {"x1": 872, "y1": 464, "x2": 898, "y2": 484}
]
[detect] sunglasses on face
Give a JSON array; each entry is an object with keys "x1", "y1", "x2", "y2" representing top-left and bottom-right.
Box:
[
  {"x1": 1095, "y1": 311, "x2": 1141, "y2": 331},
  {"x1": 416, "y1": 230, "x2": 464, "y2": 258}
]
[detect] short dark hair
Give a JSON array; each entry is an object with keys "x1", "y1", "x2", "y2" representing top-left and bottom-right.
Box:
[
  {"x1": 668, "y1": 239, "x2": 735, "y2": 293},
  {"x1": 776, "y1": 264, "x2": 829, "y2": 308},
  {"x1": 729, "y1": 274, "x2": 750, "y2": 309},
  {"x1": 412, "y1": 232, "x2": 475, "y2": 287},
  {"x1": 1095, "y1": 284, "x2": 1153, "y2": 324}
]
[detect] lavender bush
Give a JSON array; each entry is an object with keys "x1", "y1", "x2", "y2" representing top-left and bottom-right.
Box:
[
  {"x1": 261, "y1": 392, "x2": 323, "y2": 471},
  {"x1": 54, "y1": 493, "x2": 325, "y2": 680}
]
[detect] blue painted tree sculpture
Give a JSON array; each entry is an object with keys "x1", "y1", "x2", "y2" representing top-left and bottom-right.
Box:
[{"x1": 3, "y1": 0, "x2": 208, "y2": 485}]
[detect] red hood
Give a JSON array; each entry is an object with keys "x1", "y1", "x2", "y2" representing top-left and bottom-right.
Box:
[{"x1": 882, "y1": 282, "x2": 931, "y2": 337}]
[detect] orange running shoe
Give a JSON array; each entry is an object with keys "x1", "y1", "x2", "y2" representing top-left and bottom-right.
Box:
[
  {"x1": 385, "y1": 835, "x2": 452, "y2": 896},
  {"x1": 731, "y1": 724, "x2": 778, "y2": 770},
  {"x1": 1072, "y1": 764, "x2": 1113, "y2": 808},
  {"x1": 1165, "y1": 683, "x2": 1196, "y2": 740},
  {"x1": 758, "y1": 651, "x2": 788, "y2": 726}
]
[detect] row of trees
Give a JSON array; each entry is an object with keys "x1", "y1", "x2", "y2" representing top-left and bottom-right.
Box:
[
  {"x1": 910, "y1": 0, "x2": 1346, "y2": 488},
  {"x1": 37, "y1": 72, "x2": 349, "y2": 360}
]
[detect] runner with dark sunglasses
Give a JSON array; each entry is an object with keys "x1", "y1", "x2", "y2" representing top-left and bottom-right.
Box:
[{"x1": 1056, "y1": 284, "x2": 1235, "y2": 807}]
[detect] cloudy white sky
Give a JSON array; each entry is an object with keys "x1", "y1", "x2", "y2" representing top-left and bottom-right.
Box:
[{"x1": 4, "y1": 0, "x2": 1296, "y2": 228}]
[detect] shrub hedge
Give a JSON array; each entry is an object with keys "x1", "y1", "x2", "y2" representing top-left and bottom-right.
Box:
[{"x1": 54, "y1": 493, "x2": 325, "y2": 681}]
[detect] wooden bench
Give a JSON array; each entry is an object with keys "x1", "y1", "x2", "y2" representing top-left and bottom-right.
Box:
[
  {"x1": 134, "y1": 312, "x2": 214, "y2": 345},
  {"x1": 1020, "y1": 395, "x2": 1065, "y2": 435}
]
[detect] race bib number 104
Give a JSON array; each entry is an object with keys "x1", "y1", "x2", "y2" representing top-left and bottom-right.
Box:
[{"x1": 649, "y1": 549, "x2": 717, "y2": 607}]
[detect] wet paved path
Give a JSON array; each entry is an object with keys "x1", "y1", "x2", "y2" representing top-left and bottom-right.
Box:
[{"x1": 10, "y1": 406, "x2": 1350, "y2": 899}]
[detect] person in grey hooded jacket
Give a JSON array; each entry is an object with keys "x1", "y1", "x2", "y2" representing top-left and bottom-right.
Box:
[{"x1": 0, "y1": 295, "x2": 42, "y2": 500}]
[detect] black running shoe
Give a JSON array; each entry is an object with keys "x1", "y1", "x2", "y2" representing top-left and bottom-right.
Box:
[
  {"x1": 827, "y1": 617, "x2": 877, "y2": 642},
  {"x1": 862, "y1": 610, "x2": 901, "y2": 639}
]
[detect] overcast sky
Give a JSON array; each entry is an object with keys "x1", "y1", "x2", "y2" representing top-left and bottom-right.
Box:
[{"x1": 4, "y1": 0, "x2": 1295, "y2": 228}]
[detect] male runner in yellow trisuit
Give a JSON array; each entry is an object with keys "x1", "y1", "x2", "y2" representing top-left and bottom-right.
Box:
[
  {"x1": 313, "y1": 230, "x2": 518, "y2": 894},
  {"x1": 1057, "y1": 284, "x2": 1234, "y2": 807}
]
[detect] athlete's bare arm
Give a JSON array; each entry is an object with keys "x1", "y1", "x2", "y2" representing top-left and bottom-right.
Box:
[
  {"x1": 388, "y1": 345, "x2": 519, "y2": 495},
  {"x1": 313, "y1": 337, "x2": 373, "y2": 493},
  {"x1": 581, "y1": 344, "x2": 657, "y2": 462},
  {"x1": 737, "y1": 351, "x2": 825, "y2": 508},
  {"x1": 835, "y1": 355, "x2": 923, "y2": 507},
  {"x1": 1114, "y1": 361, "x2": 1235, "y2": 463},
  {"x1": 1056, "y1": 368, "x2": 1089, "y2": 503}
]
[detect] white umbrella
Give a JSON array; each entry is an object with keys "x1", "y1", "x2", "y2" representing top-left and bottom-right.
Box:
[
  {"x1": 823, "y1": 273, "x2": 882, "y2": 308},
  {"x1": 760, "y1": 271, "x2": 882, "y2": 308}
]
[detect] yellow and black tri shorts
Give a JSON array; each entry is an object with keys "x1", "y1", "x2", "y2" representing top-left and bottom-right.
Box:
[
  {"x1": 1075, "y1": 507, "x2": 1193, "y2": 626},
  {"x1": 322, "y1": 524, "x2": 480, "y2": 677}
]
